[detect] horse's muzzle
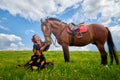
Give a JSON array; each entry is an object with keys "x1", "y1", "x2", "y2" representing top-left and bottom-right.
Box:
[{"x1": 45, "y1": 40, "x2": 52, "y2": 45}]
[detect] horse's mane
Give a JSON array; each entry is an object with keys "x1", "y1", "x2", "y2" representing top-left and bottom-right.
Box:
[
  {"x1": 46, "y1": 17, "x2": 67, "y2": 24},
  {"x1": 47, "y1": 17, "x2": 61, "y2": 22}
]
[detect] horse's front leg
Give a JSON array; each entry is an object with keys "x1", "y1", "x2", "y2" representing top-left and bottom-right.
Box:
[{"x1": 62, "y1": 44, "x2": 70, "y2": 62}]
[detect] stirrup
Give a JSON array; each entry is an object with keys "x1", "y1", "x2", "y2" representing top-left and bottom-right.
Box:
[{"x1": 76, "y1": 33, "x2": 82, "y2": 38}]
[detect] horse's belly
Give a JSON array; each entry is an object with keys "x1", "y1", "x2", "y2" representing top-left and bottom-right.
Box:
[
  {"x1": 73, "y1": 35, "x2": 91, "y2": 46},
  {"x1": 74, "y1": 40, "x2": 91, "y2": 46}
]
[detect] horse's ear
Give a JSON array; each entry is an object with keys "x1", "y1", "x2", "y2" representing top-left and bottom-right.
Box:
[
  {"x1": 40, "y1": 18, "x2": 43, "y2": 23},
  {"x1": 46, "y1": 19, "x2": 48, "y2": 23}
]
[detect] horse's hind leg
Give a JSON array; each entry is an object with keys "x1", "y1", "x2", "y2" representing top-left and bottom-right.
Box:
[{"x1": 96, "y1": 44, "x2": 107, "y2": 65}]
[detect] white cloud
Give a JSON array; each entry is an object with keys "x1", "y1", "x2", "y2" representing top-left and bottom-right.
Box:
[
  {"x1": 98, "y1": 0, "x2": 120, "y2": 25},
  {"x1": 18, "y1": 42, "x2": 25, "y2": 46},
  {"x1": 0, "y1": 25, "x2": 9, "y2": 31},
  {"x1": 1, "y1": 0, "x2": 119, "y2": 25},
  {"x1": 0, "y1": 0, "x2": 80, "y2": 21},
  {"x1": 10, "y1": 43, "x2": 18, "y2": 49},
  {"x1": 82, "y1": 0, "x2": 101, "y2": 19},
  {"x1": 66, "y1": 11, "x2": 85, "y2": 24},
  {"x1": 108, "y1": 26, "x2": 120, "y2": 50},
  {"x1": 83, "y1": 0, "x2": 120, "y2": 24},
  {"x1": 0, "y1": 17, "x2": 7, "y2": 23},
  {"x1": 25, "y1": 29, "x2": 35, "y2": 35},
  {"x1": 0, "y1": 33, "x2": 26, "y2": 50},
  {"x1": 67, "y1": 0, "x2": 120, "y2": 25}
]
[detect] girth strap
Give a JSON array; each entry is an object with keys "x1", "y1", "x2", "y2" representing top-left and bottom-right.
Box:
[{"x1": 70, "y1": 31, "x2": 75, "y2": 46}]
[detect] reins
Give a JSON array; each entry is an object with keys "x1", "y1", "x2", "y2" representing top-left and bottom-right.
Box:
[{"x1": 43, "y1": 30, "x2": 60, "y2": 47}]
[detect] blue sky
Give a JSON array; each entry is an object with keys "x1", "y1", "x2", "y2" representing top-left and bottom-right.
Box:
[{"x1": 0, "y1": 0, "x2": 120, "y2": 51}]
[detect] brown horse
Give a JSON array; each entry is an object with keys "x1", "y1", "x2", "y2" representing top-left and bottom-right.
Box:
[{"x1": 41, "y1": 17, "x2": 119, "y2": 65}]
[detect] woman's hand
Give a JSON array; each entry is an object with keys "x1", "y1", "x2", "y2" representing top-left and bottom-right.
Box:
[{"x1": 40, "y1": 43, "x2": 50, "y2": 51}]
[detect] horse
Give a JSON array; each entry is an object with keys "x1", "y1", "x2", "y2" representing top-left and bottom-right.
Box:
[{"x1": 40, "y1": 17, "x2": 119, "y2": 66}]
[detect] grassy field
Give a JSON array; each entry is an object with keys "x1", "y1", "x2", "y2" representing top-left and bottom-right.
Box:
[{"x1": 0, "y1": 51, "x2": 120, "y2": 80}]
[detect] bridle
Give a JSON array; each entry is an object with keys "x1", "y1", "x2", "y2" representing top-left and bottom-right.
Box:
[
  {"x1": 41, "y1": 21, "x2": 52, "y2": 45},
  {"x1": 42, "y1": 30, "x2": 52, "y2": 45},
  {"x1": 44, "y1": 35, "x2": 52, "y2": 45},
  {"x1": 42, "y1": 21, "x2": 66, "y2": 47},
  {"x1": 43, "y1": 25, "x2": 59, "y2": 47}
]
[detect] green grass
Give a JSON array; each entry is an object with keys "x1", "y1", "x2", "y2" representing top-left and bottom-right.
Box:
[{"x1": 0, "y1": 51, "x2": 120, "y2": 80}]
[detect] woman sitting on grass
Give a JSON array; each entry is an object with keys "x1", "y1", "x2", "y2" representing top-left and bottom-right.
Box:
[{"x1": 24, "y1": 34, "x2": 53, "y2": 70}]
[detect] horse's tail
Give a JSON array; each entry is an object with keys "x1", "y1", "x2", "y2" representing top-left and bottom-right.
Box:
[{"x1": 106, "y1": 27, "x2": 119, "y2": 65}]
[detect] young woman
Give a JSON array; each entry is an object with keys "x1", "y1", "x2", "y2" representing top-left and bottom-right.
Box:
[{"x1": 24, "y1": 34, "x2": 53, "y2": 70}]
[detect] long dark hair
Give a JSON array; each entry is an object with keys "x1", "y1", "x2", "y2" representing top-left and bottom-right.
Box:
[{"x1": 31, "y1": 34, "x2": 42, "y2": 43}]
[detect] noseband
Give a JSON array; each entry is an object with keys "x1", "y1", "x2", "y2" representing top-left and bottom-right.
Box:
[{"x1": 43, "y1": 34, "x2": 52, "y2": 45}]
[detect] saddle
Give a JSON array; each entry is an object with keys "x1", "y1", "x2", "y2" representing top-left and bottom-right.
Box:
[{"x1": 67, "y1": 22, "x2": 88, "y2": 38}]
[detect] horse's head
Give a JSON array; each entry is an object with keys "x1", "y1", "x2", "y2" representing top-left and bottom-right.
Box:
[{"x1": 41, "y1": 18, "x2": 52, "y2": 45}]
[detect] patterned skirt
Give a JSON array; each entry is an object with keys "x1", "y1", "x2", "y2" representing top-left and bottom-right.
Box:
[{"x1": 24, "y1": 54, "x2": 49, "y2": 70}]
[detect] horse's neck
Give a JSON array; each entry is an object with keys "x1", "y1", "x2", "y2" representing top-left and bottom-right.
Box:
[{"x1": 51, "y1": 22, "x2": 66, "y2": 38}]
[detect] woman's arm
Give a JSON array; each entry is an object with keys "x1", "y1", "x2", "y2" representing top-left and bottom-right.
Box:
[{"x1": 40, "y1": 43, "x2": 48, "y2": 51}]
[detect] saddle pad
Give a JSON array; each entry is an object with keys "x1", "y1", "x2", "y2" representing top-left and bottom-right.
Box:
[
  {"x1": 79, "y1": 25, "x2": 87, "y2": 33},
  {"x1": 66, "y1": 27, "x2": 71, "y2": 33}
]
